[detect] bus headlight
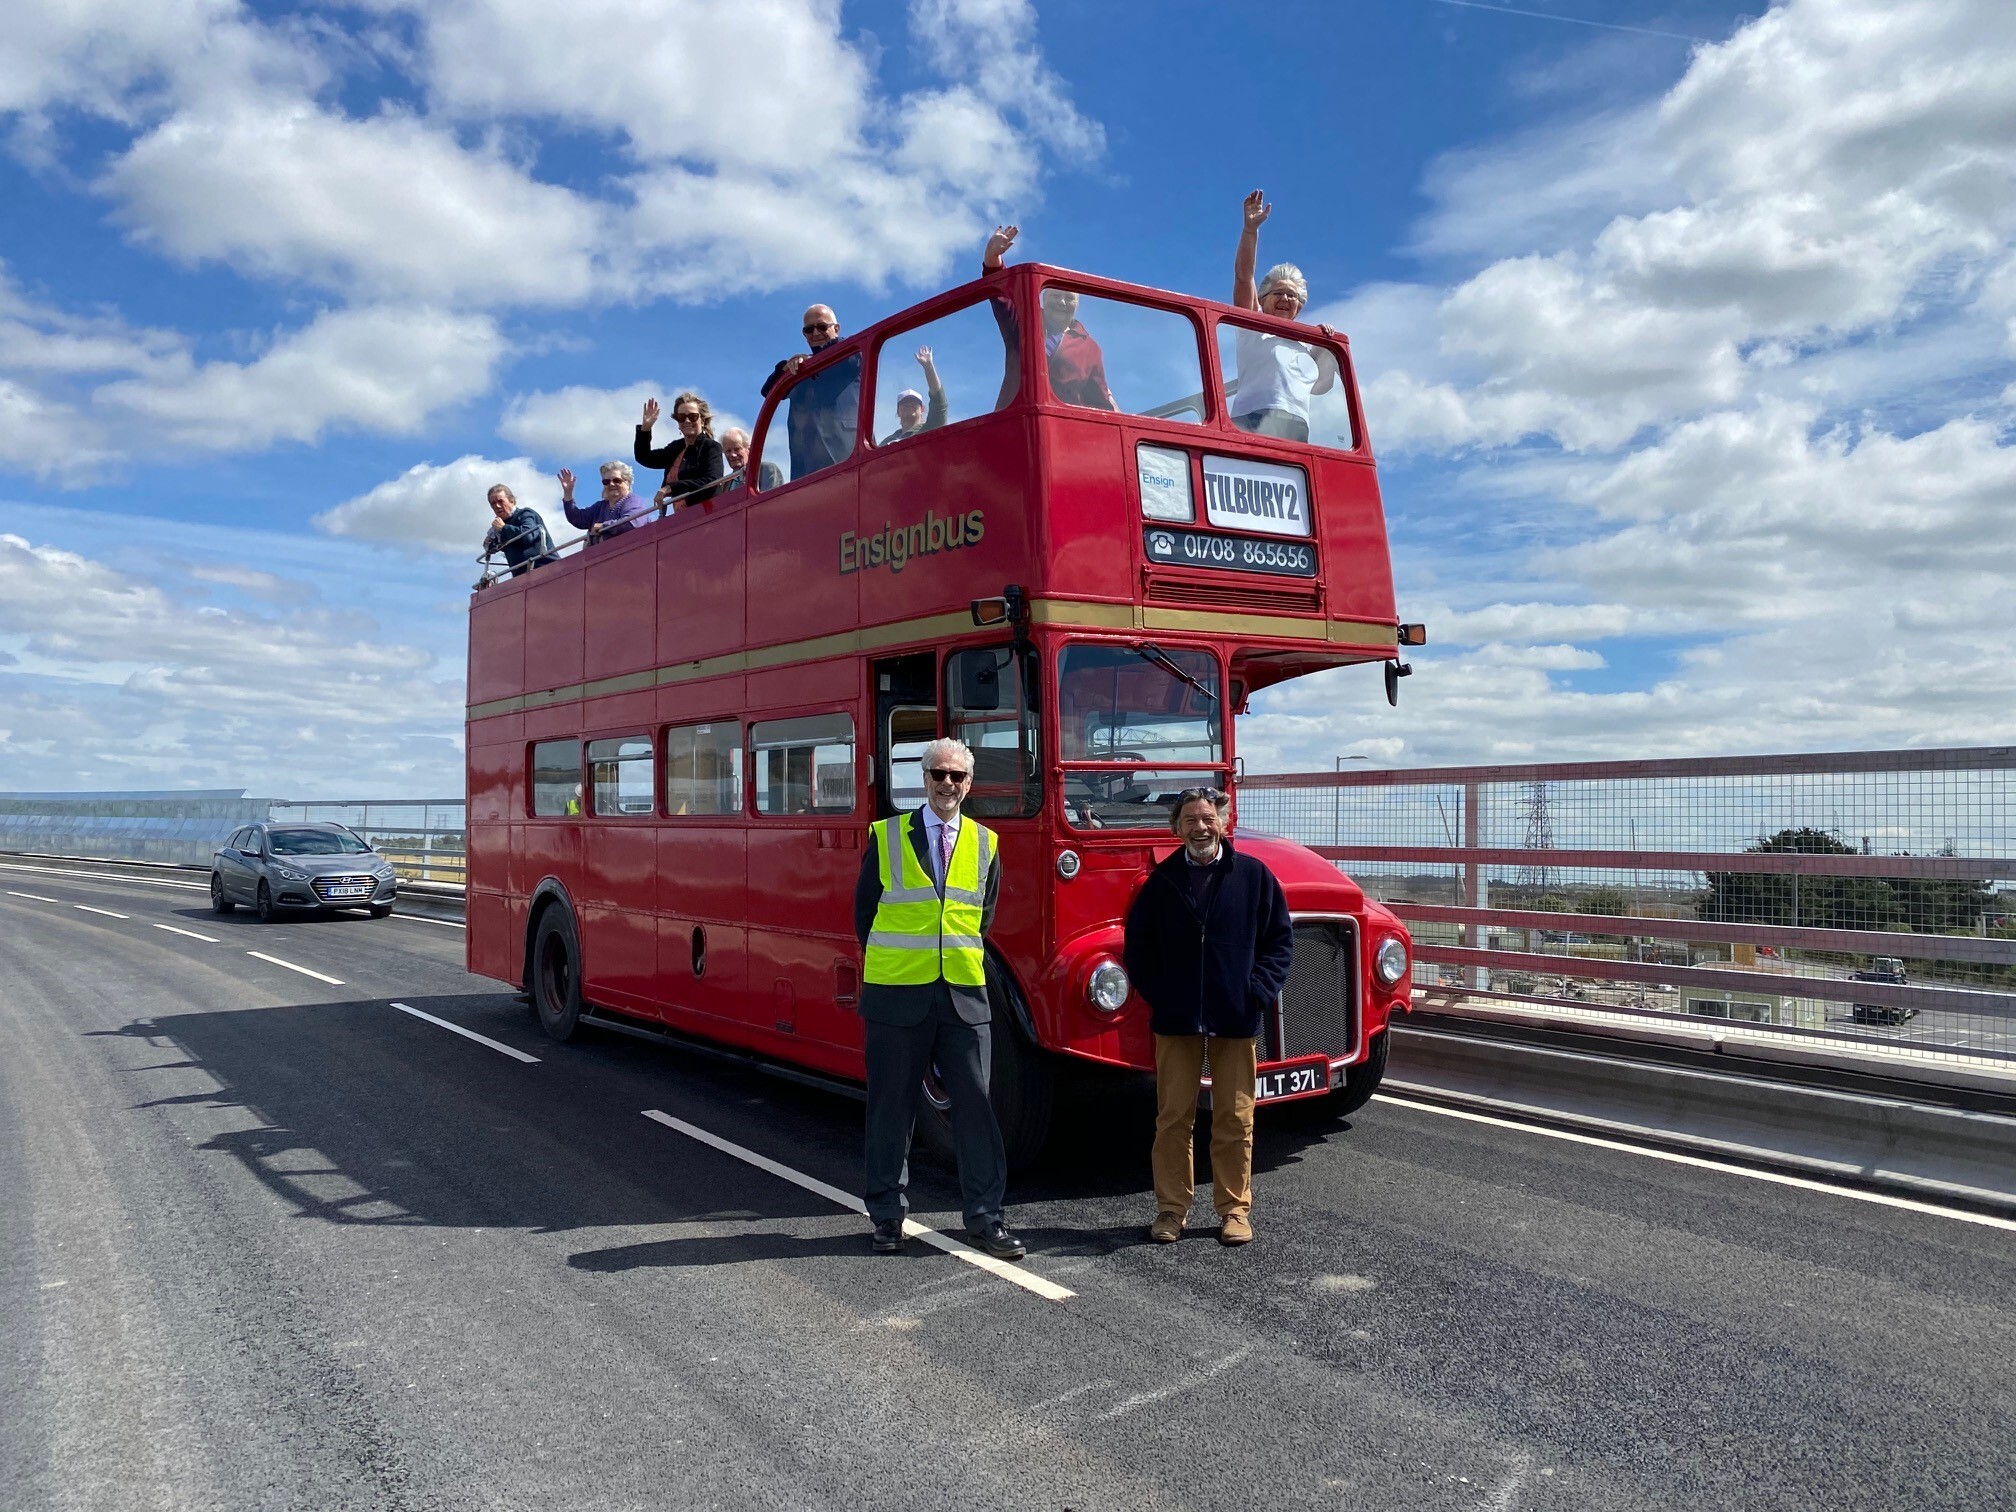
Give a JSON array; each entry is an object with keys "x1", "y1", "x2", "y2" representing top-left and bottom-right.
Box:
[
  {"x1": 1087, "y1": 959, "x2": 1130, "y2": 1012},
  {"x1": 1374, "y1": 936, "x2": 1410, "y2": 987}
]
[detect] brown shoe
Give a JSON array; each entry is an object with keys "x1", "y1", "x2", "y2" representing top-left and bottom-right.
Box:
[
  {"x1": 1149, "y1": 1211, "x2": 1186, "y2": 1244},
  {"x1": 1218, "y1": 1212, "x2": 1253, "y2": 1246}
]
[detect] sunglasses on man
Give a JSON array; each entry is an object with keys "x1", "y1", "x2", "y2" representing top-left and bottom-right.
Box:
[{"x1": 926, "y1": 768, "x2": 971, "y2": 784}]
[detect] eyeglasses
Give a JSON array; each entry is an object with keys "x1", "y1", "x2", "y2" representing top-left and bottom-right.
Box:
[
  {"x1": 673, "y1": 410, "x2": 702, "y2": 422},
  {"x1": 803, "y1": 322, "x2": 836, "y2": 335},
  {"x1": 600, "y1": 475, "x2": 625, "y2": 487},
  {"x1": 926, "y1": 768, "x2": 971, "y2": 784}
]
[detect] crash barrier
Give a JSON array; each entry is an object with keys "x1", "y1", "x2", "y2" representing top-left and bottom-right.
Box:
[
  {"x1": 1240, "y1": 747, "x2": 2016, "y2": 1080},
  {"x1": 265, "y1": 799, "x2": 465, "y2": 884},
  {"x1": 0, "y1": 790, "x2": 275, "y2": 868}
]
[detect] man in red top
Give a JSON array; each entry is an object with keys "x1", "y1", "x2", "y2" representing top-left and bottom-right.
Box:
[{"x1": 980, "y1": 225, "x2": 1114, "y2": 411}]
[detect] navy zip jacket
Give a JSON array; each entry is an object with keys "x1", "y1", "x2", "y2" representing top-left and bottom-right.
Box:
[{"x1": 1123, "y1": 837, "x2": 1294, "y2": 1038}]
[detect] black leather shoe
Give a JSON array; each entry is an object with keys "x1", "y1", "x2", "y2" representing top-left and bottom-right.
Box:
[
  {"x1": 871, "y1": 1220, "x2": 905, "y2": 1254},
  {"x1": 966, "y1": 1220, "x2": 1026, "y2": 1260}
]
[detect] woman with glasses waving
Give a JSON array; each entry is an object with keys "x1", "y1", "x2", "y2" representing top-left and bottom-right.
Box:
[{"x1": 635, "y1": 392, "x2": 727, "y2": 511}]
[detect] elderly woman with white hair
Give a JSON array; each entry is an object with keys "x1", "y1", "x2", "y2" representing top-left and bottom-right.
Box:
[
  {"x1": 556, "y1": 460, "x2": 652, "y2": 546},
  {"x1": 1230, "y1": 189, "x2": 1340, "y2": 443}
]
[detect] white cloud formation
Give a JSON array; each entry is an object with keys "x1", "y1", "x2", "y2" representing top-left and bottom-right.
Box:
[
  {"x1": 95, "y1": 305, "x2": 505, "y2": 452},
  {"x1": 496, "y1": 382, "x2": 748, "y2": 463},
  {"x1": 314, "y1": 454, "x2": 550, "y2": 556},
  {"x1": 0, "y1": 531, "x2": 463, "y2": 791}
]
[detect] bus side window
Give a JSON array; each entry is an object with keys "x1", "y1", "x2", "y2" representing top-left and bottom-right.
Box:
[
  {"x1": 587, "y1": 735, "x2": 654, "y2": 816},
  {"x1": 752, "y1": 713, "x2": 857, "y2": 816},
  {"x1": 870, "y1": 300, "x2": 1019, "y2": 447},
  {"x1": 530, "y1": 739, "x2": 583, "y2": 817},
  {"x1": 665, "y1": 722, "x2": 742, "y2": 816},
  {"x1": 945, "y1": 647, "x2": 1040, "y2": 819}
]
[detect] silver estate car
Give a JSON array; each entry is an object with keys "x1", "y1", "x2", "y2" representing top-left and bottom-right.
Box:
[{"x1": 210, "y1": 821, "x2": 399, "y2": 922}]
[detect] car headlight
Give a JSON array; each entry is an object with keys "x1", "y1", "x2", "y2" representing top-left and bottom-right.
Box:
[
  {"x1": 1374, "y1": 936, "x2": 1410, "y2": 987},
  {"x1": 1087, "y1": 959, "x2": 1130, "y2": 1012},
  {"x1": 374, "y1": 863, "x2": 396, "y2": 878},
  {"x1": 276, "y1": 866, "x2": 309, "y2": 882}
]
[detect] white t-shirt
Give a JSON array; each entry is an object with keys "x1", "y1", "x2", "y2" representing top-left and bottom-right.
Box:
[{"x1": 1231, "y1": 327, "x2": 1321, "y2": 423}]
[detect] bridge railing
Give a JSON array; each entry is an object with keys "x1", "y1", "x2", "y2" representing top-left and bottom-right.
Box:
[
  {"x1": 1239, "y1": 748, "x2": 2016, "y2": 1073},
  {"x1": 266, "y1": 799, "x2": 467, "y2": 883}
]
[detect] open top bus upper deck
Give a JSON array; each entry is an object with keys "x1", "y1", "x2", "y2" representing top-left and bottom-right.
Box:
[{"x1": 466, "y1": 260, "x2": 1404, "y2": 731}]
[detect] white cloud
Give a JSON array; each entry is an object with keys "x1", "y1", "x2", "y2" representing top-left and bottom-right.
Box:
[
  {"x1": 94, "y1": 305, "x2": 505, "y2": 452},
  {"x1": 496, "y1": 382, "x2": 748, "y2": 464},
  {"x1": 101, "y1": 97, "x2": 605, "y2": 305},
  {"x1": 0, "y1": 531, "x2": 462, "y2": 791},
  {"x1": 315, "y1": 454, "x2": 550, "y2": 556}
]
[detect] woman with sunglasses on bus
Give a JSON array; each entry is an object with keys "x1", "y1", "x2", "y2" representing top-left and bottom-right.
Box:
[
  {"x1": 635, "y1": 392, "x2": 727, "y2": 512},
  {"x1": 1229, "y1": 190, "x2": 1340, "y2": 443}
]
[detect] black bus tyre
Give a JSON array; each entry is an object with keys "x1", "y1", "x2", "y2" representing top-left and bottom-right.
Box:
[
  {"x1": 210, "y1": 874, "x2": 235, "y2": 914},
  {"x1": 531, "y1": 906, "x2": 585, "y2": 1042},
  {"x1": 917, "y1": 978, "x2": 1056, "y2": 1172},
  {"x1": 1283, "y1": 1029, "x2": 1388, "y2": 1125}
]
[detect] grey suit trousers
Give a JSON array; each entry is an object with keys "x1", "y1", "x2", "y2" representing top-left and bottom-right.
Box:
[{"x1": 862, "y1": 982, "x2": 1006, "y2": 1230}]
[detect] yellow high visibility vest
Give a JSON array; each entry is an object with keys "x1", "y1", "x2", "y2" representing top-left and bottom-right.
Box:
[{"x1": 863, "y1": 812, "x2": 995, "y2": 988}]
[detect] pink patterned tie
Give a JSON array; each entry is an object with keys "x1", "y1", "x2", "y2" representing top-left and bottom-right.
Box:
[{"x1": 939, "y1": 821, "x2": 954, "y2": 886}]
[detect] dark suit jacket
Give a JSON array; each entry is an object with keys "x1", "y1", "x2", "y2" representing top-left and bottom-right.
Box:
[{"x1": 853, "y1": 808, "x2": 1001, "y2": 1026}]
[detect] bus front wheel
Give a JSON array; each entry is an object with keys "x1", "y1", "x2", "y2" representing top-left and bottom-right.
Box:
[
  {"x1": 531, "y1": 906, "x2": 585, "y2": 1042},
  {"x1": 1286, "y1": 1030, "x2": 1389, "y2": 1124},
  {"x1": 918, "y1": 983, "x2": 1056, "y2": 1173}
]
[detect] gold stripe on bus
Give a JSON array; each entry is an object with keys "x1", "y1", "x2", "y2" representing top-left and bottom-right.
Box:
[{"x1": 465, "y1": 598, "x2": 1394, "y2": 718}]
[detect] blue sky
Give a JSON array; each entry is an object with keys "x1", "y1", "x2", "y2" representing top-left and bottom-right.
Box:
[{"x1": 2, "y1": 0, "x2": 2013, "y2": 796}]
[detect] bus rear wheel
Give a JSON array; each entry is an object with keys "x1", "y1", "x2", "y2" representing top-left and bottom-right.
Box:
[
  {"x1": 917, "y1": 981, "x2": 1056, "y2": 1173},
  {"x1": 531, "y1": 906, "x2": 585, "y2": 1042}
]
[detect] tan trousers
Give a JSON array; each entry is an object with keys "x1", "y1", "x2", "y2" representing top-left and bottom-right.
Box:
[{"x1": 1152, "y1": 1034, "x2": 1257, "y2": 1219}]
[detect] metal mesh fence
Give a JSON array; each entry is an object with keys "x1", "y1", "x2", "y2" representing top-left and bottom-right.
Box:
[
  {"x1": 1239, "y1": 749, "x2": 2016, "y2": 1070},
  {"x1": 268, "y1": 800, "x2": 467, "y2": 884}
]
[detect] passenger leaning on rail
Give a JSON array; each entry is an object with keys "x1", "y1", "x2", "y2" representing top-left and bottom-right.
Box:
[
  {"x1": 718, "y1": 427, "x2": 784, "y2": 493},
  {"x1": 761, "y1": 303, "x2": 859, "y2": 478},
  {"x1": 636, "y1": 392, "x2": 726, "y2": 510},
  {"x1": 481, "y1": 484, "x2": 558, "y2": 577},
  {"x1": 1124, "y1": 787, "x2": 1294, "y2": 1248},
  {"x1": 1229, "y1": 189, "x2": 1339, "y2": 443},
  {"x1": 558, "y1": 462, "x2": 651, "y2": 545}
]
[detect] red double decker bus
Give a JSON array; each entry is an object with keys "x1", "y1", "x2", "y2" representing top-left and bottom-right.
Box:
[{"x1": 463, "y1": 260, "x2": 1417, "y2": 1160}]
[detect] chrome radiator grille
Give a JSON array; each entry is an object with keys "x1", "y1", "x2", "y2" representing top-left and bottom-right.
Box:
[
  {"x1": 1273, "y1": 917, "x2": 1359, "y2": 1062},
  {"x1": 311, "y1": 873, "x2": 376, "y2": 900}
]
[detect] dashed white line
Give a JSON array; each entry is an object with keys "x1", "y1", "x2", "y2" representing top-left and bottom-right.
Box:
[
  {"x1": 387, "y1": 913, "x2": 466, "y2": 930},
  {"x1": 642, "y1": 1109, "x2": 1075, "y2": 1302},
  {"x1": 6, "y1": 890, "x2": 59, "y2": 902},
  {"x1": 152, "y1": 923, "x2": 220, "y2": 943},
  {"x1": 1372, "y1": 1093, "x2": 2016, "y2": 1233},
  {"x1": 244, "y1": 950, "x2": 344, "y2": 986},
  {"x1": 0, "y1": 861, "x2": 205, "y2": 892},
  {"x1": 74, "y1": 904, "x2": 130, "y2": 919},
  {"x1": 392, "y1": 1002, "x2": 539, "y2": 1063}
]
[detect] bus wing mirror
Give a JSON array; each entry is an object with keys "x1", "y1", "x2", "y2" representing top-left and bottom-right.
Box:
[
  {"x1": 1385, "y1": 660, "x2": 1412, "y2": 706},
  {"x1": 969, "y1": 583, "x2": 1029, "y2": 630},
  {"x1": 958, "y1": 654, "x2": 1002, "y2": 711}
]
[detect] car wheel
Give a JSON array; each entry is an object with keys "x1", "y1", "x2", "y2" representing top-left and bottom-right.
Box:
[
  {"x1": 368, "y1": 904, "x2": 393, "y2": 919},
  {"x1": 210, "y1": 873, "x2": 235, "y2": 914},
  {"x1": 531, "y1": 905, "x2": 585, "y2": 1042},
  {"x1": 256, "y1": 880, "x2": 277, "y2": 923}
]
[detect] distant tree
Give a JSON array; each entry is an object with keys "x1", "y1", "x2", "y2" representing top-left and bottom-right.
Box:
[
  {"x1": 1695, "y1": 827, "x2": 1988, "y2": 933},
  {"x1": 1579, "y1": 886, "x2": 1630, "y2": 918},
  {"x1": 1532, "y1": 893, "x2": 1570, "y2": 913}
]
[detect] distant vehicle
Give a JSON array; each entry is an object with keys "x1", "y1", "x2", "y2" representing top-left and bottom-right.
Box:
[
  {"x1": 210, "y1": 822, "x2": 398, "y2": 922},
  {"x1": 1849, "y1": 957, "x2": 1913, "y2": 1026}
]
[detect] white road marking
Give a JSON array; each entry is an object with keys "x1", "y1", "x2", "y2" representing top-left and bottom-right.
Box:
[
  {"x1": 387, "y1": 913, "x2": 466, "y2": 930},
  {"x1": 6, "y1": 891, "x2": 59, "y2": 902},
  {"x1": 152, "y1": 923, "x2": 220, "y2": 943},
  {"x1": 1096, "y1": 1347, "x2": 1253, "y2": 1419},
  {"x1": 642, "y1": 1109, "x2": 1075, "y2": 1302},
  {"x1": 73, "y1": 904, "x2": 130, "y2": 919},
  {"x1": 1372, "y1": 1093, "x2": 2016, "y2": 1233},
  {"x1": 0, "y1": 861, "x2": 205, "y2": 891},
  {"x1": 244, "y1": 950, "x2": 345, "y2": 986},
  {"x1": 391, "y1": 1002, "x2": 540, "y2": 1063}
]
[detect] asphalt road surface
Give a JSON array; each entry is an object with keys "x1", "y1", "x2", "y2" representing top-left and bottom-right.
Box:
[{"x1": 4, "y1": 861, "x2": 2014, "y2": 1512}]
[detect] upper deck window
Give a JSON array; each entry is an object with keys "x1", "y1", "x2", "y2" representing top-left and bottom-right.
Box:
[
  {"x1": 871, "y1": 300, "x2": 1019, "y2": 446},
  {"x1": 1215, "y1": 318, "x2": 1356, "y2": 451},
  {"x1": 1040, "y1": 289, "x2": 1207, "y2": 425},
  {"x1": 773, "y1": 350, "x2": 862, "y2": 485}
]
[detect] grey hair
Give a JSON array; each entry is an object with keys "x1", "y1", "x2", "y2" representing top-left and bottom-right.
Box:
[
  {"x1": 599, "y1": 460, "x2": 634, "y2": 488},
  {"x1": 920, "y1": 736, "x2": 976, "y2": 773},
  {"x1": 1258, "y1": 262, "x2": 1309, "y2": 309},
  {"x1": 1168, "y1": 786, "x2": 1230, "y2": 831},
  {"x1": 487, "y1": 482, "x2": 517, "y2": 503},
  {"x1": 719, "y1": 426, "x2": 750, "y2": 447}
]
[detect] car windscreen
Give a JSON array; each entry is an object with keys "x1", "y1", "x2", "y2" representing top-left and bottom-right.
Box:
[{"x1": 267, "y1": 829, "x2": 371, "y2": 856}]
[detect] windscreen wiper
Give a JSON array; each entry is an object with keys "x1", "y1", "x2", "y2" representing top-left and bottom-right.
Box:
[{"x1": 1131, "y1": 641, "x2": 1218, "y2": 703}]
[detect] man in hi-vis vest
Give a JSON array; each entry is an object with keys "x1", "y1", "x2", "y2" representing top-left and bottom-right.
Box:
[{"x1": 852, "y1": 736, "x2": 1024, "y2": 1260}]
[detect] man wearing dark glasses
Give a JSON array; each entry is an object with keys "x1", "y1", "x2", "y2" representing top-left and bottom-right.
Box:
[
  {"x1": 760, "y1": 303, "x2": 860, "y2": 480},
  {"x1": 853, "y1": 737, "x2": 1024, "y2": 1261},
  {"x1": 1124, "y1": 786, "x2": 1294, "y2": 1247}
]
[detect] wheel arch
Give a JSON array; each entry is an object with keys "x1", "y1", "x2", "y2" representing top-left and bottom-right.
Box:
[{"x1": 522, "y1": 878, "x2": 579, "y2": 988}]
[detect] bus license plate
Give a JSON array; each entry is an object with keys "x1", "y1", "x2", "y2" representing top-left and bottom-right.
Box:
[
  {"x1": 327, "y1": 884, "x2": 371, "y2": 898},
  {"x1": 1254, "y1": 1057, "x2": 1330, "y2": 1103}
]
